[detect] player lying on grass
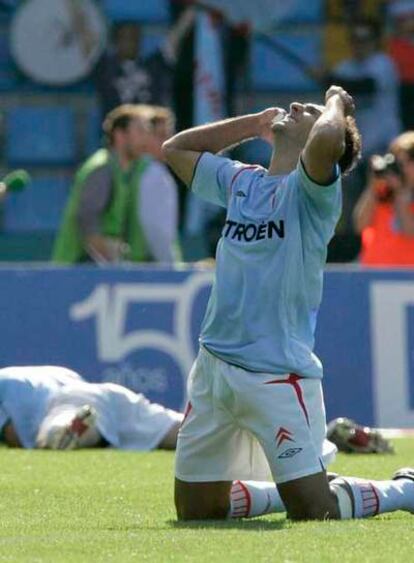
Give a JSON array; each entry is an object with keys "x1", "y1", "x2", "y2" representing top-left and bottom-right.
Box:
[
  {"x1": 0, "y1": 365, "x2": 182, "y2": 450},
  {"x1": 163, "y1": 85, "x2": 414, "y2": 521}
]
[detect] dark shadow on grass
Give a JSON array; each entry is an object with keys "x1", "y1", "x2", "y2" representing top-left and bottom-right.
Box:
[{"x1": 167, "y1": 518, "x2": 286, "y2": 531}]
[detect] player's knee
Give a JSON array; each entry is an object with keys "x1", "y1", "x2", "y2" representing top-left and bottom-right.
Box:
[
  {"x1": 175, "y1": 479, "x2": 230, "y2": 520},
  {"x1": 278, "y1": 472, "x2": 340, "y2": 521},
  {"x1": 287, "y1": 496, "x2": 339, "y2": 521},
  {"x1": 175, "y1": 492, "x2": 229, "y2": 520},
  {"x1": 176, "y1": 502, "x2": 228, "y2": 520},
  {"x1": 175, "y1": 491, "x2": 229, "y2": 520}
]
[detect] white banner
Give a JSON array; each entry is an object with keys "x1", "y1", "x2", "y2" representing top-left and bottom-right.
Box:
[
  {"x1": 185, "y1": 10, "x2": 225, "y2": 240},
  {"x1": 197, "y1": 0, "x2": 303, "y2": 31}
]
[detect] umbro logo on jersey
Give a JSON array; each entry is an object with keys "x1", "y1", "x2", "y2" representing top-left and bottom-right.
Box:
[
  {"x1": 275, "y1": 426, "x2": 295, "y2": 447},
  {"x1": 278, "y1": 447, "x2": 303, "y2": 459},
  {"x1": 235, "y1": 190, "x2": 246, "y2": 197}
]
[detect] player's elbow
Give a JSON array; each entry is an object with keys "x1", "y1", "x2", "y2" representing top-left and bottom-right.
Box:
[{"x1": 161, "y1": 140, "x2": 175, "y2": 164}]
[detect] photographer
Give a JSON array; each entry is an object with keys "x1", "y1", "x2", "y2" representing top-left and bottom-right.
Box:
[{"x1": 353, "y1": 131, "x2": 414, "y2": 265}]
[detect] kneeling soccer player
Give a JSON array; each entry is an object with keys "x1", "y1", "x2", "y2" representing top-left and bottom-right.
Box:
[
  {"x1": 0, "y1": 365, "x2": 182, "y2": 450},
  {"x1": 163, "y1": 85, "x2": 414, "y2": 521}
]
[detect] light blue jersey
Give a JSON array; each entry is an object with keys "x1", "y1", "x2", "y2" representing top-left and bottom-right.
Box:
[{"x1": 192, "y1": 152, "x2": 342, "y2": 378}]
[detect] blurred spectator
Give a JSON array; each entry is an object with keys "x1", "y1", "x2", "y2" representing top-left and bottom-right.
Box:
[
  {"x1": 52, "y1": 104, "x2": 180, "y2": 264},
  {"x1": 94, "y1": 8, "x2": 194, "y2": 116},
  {"x1": 353, "y1": 131, "x2": 414, "y2": 266},
  {"x1": 327, "y1": 18, "x2": 401, "y2": 157},
  {"x1": 137, "y1": 105, "x2": 181, "y2": 263},
  {"x1": 315, "y1": 18, "x2": 402, "y2": 262},
  {"x1": 326, "y1": 0, "x2": 387, "y2": 23},
  {"x1": 388, "y1": 1, "x2": 414, "y2": 130}
]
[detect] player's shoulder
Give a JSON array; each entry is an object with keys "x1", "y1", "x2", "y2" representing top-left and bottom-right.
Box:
[
  {"x1": 198, "y1": 152, "x2": 264, "y2": 176},
  {"x1": 225, "y1": 164, "x2": 268, "y2": 208},
  {"x1": 231, "y1": 162, "x2": 266, "y2": 182}
]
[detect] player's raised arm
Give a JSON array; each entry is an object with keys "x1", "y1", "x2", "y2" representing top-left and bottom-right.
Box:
[
  {"x1": 162, "y1": 109, "x2": 281, "y2": 187},
  {"x1": 302, "y1": 85, "x2": 355, "y2": 185}
]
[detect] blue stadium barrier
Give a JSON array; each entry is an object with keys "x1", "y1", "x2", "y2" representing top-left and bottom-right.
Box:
[
  {"x1": 0, "y1": 266, "x2": 413, "y2": 427},
  {"x1": 84, "y1": 105, "x2": 103, "y2": 156},
  {"x1": 102, "y1": 0, "x2": 170, "y2": 23},
  {"x1": 6, "y1": 107, "x2": 76, "y2": 165},
  {"x1": 273, "y1": 1, "x2": 323, "y2": 24},
  {"x1": 251, "y1": 32, "x2": 321, "y2": 92},
  {"x1": 0, "y1": 29, "x2": 17, "y2": 90},
  {"x1": 3, "y1": 176, "x2": 70, "y2": 231}
]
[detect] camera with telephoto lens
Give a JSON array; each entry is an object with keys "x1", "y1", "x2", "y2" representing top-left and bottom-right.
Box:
[{"x1": 371, "y1": 153, "x2": 402, "y2": 202}]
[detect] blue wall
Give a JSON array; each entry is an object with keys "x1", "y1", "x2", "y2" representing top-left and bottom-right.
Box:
[{"x1": 0, "y1": 266, "x2": 413, "y2": 426}]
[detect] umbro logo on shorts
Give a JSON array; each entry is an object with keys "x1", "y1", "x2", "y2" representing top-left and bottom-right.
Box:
[
  {"x1": 235, "y1": 190, "x2": 246, "y2": 197},
  {"x1": 278, "y1": 447, "x2": 303, "y2": 459}
]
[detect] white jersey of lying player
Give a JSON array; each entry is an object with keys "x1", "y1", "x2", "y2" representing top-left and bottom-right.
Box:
[{"x1": 0, "y1": 366, "x2": 182, "y2": 450}]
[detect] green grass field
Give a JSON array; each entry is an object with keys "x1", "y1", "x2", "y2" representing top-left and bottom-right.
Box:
[{"x1": 1, "y1": 439, "x2": 414, "y2": 563}]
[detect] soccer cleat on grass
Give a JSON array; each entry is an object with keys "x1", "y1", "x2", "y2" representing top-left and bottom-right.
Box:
[
  {"x1": 392, "y1": 468, "x2": 414, "y2": 483},
  {"x1": 52, "y1": 405, "x2": 97, "y2": 450},
  {"x1": 327, "y1": 417, "x2": 394, "y2": 454}
]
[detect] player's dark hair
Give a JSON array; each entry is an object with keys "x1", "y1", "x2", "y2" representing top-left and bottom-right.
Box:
[{"x1": 338, "y1": 116, "x2": 362, "y2": 175}]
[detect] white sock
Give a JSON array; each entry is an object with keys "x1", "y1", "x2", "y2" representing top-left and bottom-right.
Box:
[
  {"x1": 230, "y1": 480, "x2": 285, "y2": 518},
  {"x1": 331, "y1": 476, "x2": 414, "y2": 518}
]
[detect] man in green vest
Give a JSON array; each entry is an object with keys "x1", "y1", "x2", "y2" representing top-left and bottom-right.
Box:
[{"x1": 53, "y1": 104, "x2": 163, "y2": 263}]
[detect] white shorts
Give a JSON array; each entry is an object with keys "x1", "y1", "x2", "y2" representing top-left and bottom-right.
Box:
[{"x1": 175, "y1": 347, "x2": 337, "y2": 484}]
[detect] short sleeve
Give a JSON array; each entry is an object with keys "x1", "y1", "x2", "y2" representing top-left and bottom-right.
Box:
[
  {"x1": 191, "y1": 152, "x2": 246, "y2": 208},
  {"x1": 296, "y1": 158, "x2": 342, "y2": 217}
]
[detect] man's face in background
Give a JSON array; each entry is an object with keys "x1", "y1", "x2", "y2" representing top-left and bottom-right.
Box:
[
  {"x1": 114, "y1": 117, "x2": 150, "y2": 161},
  {"x1": 148, "y1": 119, "x2": 175, "y2": 161}
]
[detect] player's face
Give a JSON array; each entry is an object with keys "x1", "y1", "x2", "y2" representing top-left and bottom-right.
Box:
[{"x1": 272, "y1": 102, "x2": 323, "y2": 146}]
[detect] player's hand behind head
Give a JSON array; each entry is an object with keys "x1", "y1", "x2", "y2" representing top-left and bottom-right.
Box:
[{"x1": 325, "y1": 85, "x2": 355, "y2": 117}]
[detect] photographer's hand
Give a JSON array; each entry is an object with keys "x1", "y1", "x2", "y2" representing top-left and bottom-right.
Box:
[
  {"x1": 353, "y1": 180, "x2": 378, "y2": 233},
  {"x1": 393, "y1": 183, "x2": 414, "y2": 236},
  {"x1": 353, "y1": 158, "x2": 384, "y2": 233}
]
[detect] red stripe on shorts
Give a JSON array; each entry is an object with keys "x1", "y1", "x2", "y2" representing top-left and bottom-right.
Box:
[
  {"x1": 264, "y1": 374, "x2": 310, "y2": 427},
  {"x1": 180, "y1": 401, "x2": 193, "y2": 428}
]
